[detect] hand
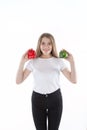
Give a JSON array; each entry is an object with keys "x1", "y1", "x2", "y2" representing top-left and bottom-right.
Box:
[
  {"x1": 21, "y1": 50, "x2": 29, "y2": 63},
  {"x1": 62, "y1": 49, "x2": 74, "y2": 63}
]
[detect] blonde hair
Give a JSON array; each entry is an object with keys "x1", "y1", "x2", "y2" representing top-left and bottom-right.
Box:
[{"x1": 36, "y1": 33, "x2": 58, "y2": 58}]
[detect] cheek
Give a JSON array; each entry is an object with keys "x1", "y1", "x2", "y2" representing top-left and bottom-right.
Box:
[
  {"x1": 40, "y1": 45, "x2": 43, "y2": 50},
  {"x1": 40, "y1": 46, "x2": 43, "y2": 53},
  {"x1": 50, "y1": 45, "x2": 52, "y2": 50}
]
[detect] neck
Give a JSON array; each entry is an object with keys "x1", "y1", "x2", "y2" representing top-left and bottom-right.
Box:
[{"x1": 40, "y1": 54, "x2": 52, "y2": 58}]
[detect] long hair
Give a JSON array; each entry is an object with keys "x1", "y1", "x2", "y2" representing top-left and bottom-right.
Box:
[{"x1": 36, "y1": 33, "x2": 58, "y2": 58}]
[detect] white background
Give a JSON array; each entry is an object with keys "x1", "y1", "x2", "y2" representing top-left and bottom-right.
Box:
[{"x1": 0, "y1": 0, "x2": 87, "y2": 130}]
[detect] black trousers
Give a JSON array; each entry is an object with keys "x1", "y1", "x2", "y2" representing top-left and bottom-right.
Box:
[{"x1": 31, "y1": 89, "x2": 63, "y2": 130}]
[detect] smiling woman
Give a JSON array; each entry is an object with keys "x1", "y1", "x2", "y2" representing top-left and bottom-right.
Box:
[{"x1": 16, "y1": 32, "x2": 77, "y2": 130}]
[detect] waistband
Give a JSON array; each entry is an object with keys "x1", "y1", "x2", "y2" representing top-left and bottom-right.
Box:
[{"x1": 32, "y1": 89, "x2": 61, "y2": 97}]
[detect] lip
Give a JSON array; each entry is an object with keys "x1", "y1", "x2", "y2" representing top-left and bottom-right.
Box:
[
  {"x1": 43, "y1": 49, "x2": 50, "y2": 52},
  {"x1": 44, "y1": 50, "x2": 49, "y2": 52}
]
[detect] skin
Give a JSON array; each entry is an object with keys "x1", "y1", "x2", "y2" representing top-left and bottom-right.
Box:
[
  {"x1": 16, "y1": 37, "x2": 77, "y2": 84},
  {"x1": 40, "y1": 37, "x2": 52, "y2": 58}
]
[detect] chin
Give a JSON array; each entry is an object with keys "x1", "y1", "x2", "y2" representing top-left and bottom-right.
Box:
[{"x1": 43, "y1": 51, "x2": 51, "y2": 55}]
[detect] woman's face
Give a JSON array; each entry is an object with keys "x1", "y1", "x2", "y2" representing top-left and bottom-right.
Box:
[{"x1": 40, "y1": 37, "x2": 52, "y2": 56}]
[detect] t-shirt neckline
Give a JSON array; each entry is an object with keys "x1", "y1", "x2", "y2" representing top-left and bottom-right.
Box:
[{"x1": 38, "y1": 57, "x2": 54, "y2": 60}]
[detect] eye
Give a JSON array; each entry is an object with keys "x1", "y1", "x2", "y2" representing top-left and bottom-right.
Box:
[
  {"x1": 48, "y1": 42, "x2": 51, "y2": 45},
  {"x1": 41, "y1": 42, "x2": 45, "y2": 45}
]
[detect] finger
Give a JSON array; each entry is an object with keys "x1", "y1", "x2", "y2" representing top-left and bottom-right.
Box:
[
  {"x1": 23, "y1": 49, "x2": 29, "y2": 57},
  {"x1": 62, "y1": 49, "x2": 70, "y2": 55}
]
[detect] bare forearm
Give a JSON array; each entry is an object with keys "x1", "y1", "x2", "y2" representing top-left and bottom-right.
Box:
[
  {"x1": 16, "y1": 60, "x2": 25, "y2": 84},
  {"x1": 70, "y1": 60, "x2": 77, "y2": 83}
]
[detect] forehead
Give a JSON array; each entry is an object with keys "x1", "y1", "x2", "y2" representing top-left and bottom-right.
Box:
[{"x1": 41, "y1": 37, "x2": 51, "y2": 42}]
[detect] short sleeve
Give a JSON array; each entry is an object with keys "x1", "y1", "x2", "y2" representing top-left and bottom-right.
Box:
[
  {"x1": 59, "y1": 58, "x2": 67, "y2": 71},
  {"x1": 26, "y1": 60, "x2": 33, "y2": 72}
]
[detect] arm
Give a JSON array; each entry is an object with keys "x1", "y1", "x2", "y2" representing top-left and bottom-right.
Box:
[
  {"x1": 61, "y1": 50, "x2": 77, "y2": 84},
  {"x1": 16, "y1": 50, "x2": 31, "y2": 84}
]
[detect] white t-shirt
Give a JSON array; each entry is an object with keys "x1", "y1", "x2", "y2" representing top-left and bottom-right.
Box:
[{"x1": 26, "y1": 57, "x2": 67, "y2": 94}]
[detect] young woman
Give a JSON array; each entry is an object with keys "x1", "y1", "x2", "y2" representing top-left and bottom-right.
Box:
[{"x1": 16, "y1": 33, "x2": 77, "y2": 130}]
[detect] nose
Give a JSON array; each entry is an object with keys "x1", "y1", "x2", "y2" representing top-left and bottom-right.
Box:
[{"x1": 44, "y1": 44, "x2": 49, "y2": 48}]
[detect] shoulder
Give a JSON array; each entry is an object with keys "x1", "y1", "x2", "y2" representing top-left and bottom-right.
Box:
[
  {"x1": 52, "y1": 57, "x2": 67, "y2": 69},
  {"x1": 27, "y1": 58, "x2": 38, "y2": 63},
  {"x1": 26, "y1": 58, "x2": 40, "y2": 66}
]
